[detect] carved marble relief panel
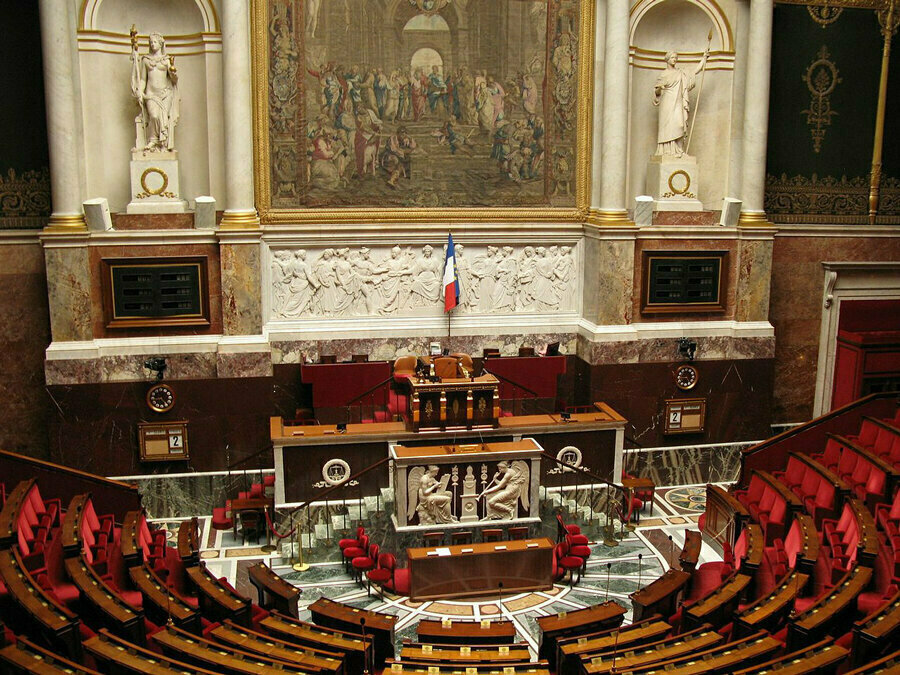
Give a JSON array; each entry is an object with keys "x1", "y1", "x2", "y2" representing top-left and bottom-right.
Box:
[{"x1": 268, "y1": 242, "x2": 580, "y2": 319}]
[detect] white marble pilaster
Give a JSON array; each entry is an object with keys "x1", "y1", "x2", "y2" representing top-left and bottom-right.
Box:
[
  {"x1": 590, "y1": 0, "x2": 607, "y2": 210},
  {"x1": 220, "y1": 0, "x2": 259, "y2": 229},
  {"x1": 39, "y1": 0, "x2": 86, "y2": 230},
  {"x1": 597, "y1": 0, "x2": 630, "y2": 219},
  {"x1": 739, "y1": 0, "x2": 774, "y2": 223}
]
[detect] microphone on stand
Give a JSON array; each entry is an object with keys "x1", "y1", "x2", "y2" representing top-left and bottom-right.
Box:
[
  {"x1": 668, "y1": 535, "x2": 674, "y2": 569},
  {"x1": 498, "y1": 581, "x2": 504, "y2": 613},
  {"x1": 637, "y1": 552, "x2": 643, "y2": 590},
  {"x1": 360, "y1": 617, "x2": 369, "y2": 674},
  {"x1": 611, "y1": 623, "x2": 621, "y2": 674}
]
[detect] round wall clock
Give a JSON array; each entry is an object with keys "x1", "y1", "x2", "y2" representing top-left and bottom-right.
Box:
[
  {"x1": 146, "y1": 383, "x2": 176, "y2": 413},
  {"x1": 674, "y1": 364, "x2": 699, "y2": 391}
]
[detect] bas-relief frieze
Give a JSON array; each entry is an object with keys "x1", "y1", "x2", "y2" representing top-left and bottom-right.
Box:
[{"x1": 269, "y1": 243, "x2": 579, "y2": 320}]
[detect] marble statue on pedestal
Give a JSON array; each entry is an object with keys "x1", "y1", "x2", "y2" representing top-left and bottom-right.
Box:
[
  {"x1": 652, "y1": 48, "x2": 708, "y2": 158},
  {"x1": 126, "y1": 27, "x2": 188, "y2": 214},
  {"x1": 131, "y1": 28, "x2": 180, "y2": 152},
  {"x1": 646, "y1": 47, "x2": 709, "y2": 212}
]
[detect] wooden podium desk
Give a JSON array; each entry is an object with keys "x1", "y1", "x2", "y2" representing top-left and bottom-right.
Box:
[
  {"x1": 407, "y1": 537, "x2": 554, "y2": 601},
  {"x1": 407, "y1": 373, "x2": 500, "y2": 431}
]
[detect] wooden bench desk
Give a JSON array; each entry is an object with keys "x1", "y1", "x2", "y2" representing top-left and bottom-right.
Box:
[
  {"x1": 416, "y1": 617, "x2": 517, "y2": 645},
  {"x1": 852, "y1": 588, "x2": 900, "y2": 667},
  {"x1": 385, "y1": 661, "x2": 550, "y2": 674},
  {"x1": 177, "y1": 517, "x2": 200, "y2": 567},
  {"x1": 580, "y1": 628, "x2": 725, "y2": 674},
  {"x1": 64, "y1": 554, "x2": 144, "y2": 645},
  {"x1": 120, "y1": 510, "x2": 142, "y2": 567},
  {"x1": 0, "y1": 636, "x2": 102, "y2": 674},
  {"x1": 630, "y1": 569, "x2": 691, "y2": 622},
  {"x1": 153, "y1": 623, "x2": 335, "y2": 674},
  {"x1": 788, "y1": 565, "x2": 873, "y2": 650},
  {"x1": 216, "y1": 620, "x2": 348, "y2": 673},
  {"x1": 734, "y1": 570, "x2": 809, "y2": 637},
  {"x1": 679, "y1": 531, "x2": 702, "y2": 572},
  {"x1": 0, "y1": 547, "x2": 81, "y2": 660},
  {"x1": 84, "y1": 628, "x2": 222, "y2": 675},
  {"x1": 682, "y1": 571, "x2": 752, "y2": 632},
  {"x1": 129, "y1": 562, "x2": 199, "y2": 633},
  {"x1": 309, "y1": 597, "x2": 396, "y2": 667},
  {"x1": 186, "y1": 562, "x2": 251, "y2": 626},
  {"x1": 703, "y1": 484, "x2": 750, "y2": 552},
  {"x1": 732, "y1": 638, "x2": 849, "y2": 675},
  {"x1": 400, "y1": 641, "x2": 532, "y2": 664},
  {"x1": 556, "y1": 618, "x2": 672, "y2": 675},
  {"x1": 628, "y1": 631, "x2": 782, "y2": 674},
  {"x1": 407, "y1": 537, "x2": 554, "y2": 601},
  {"x1": 248, "y1": 562, "x2": 301, "y2": 617},
  {"x1": 537, "y1": 601, "x2": 626, "y2": 669},
  {"x1": 60, "y1": 494, "x2": 89, "y2": 557},
  {"x1": 0, "y1": 479, "x2": 35, "y2": 547},
  {"x1": 258, "y1": 613, "x2": 370, "y2": 673}
]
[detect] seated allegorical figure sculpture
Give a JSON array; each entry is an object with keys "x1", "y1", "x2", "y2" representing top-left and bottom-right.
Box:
[
  {"x1": 407, "y1": 465, "x2": 457, "y2": 525},
  {"x1": 130, "y1": 27, "x2": 180, "y2": 151},
  {"x1": 652, "y1": 47, "x2": 709, "y2": 157},
  {"x1": 480, "y1": 460, "x2": 530, "y2": 520}
]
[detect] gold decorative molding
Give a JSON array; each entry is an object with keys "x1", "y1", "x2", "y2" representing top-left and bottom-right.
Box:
[
  {"x1": 251, "y1": 0, "x2": 594, "y2": 224},
  {"x1": 765, "y1": 173, "x2": 900, "y2": 223},
  {"x1": 0, "y1": 167, "x2": 51, "y2": 229},
  {"x1": 775, "y1": 0, "x2": 889, "y2": 9},
  {"x1": 801, "y1": 46, "x2": 840, "y2": 154},
  {"x1": 219, "y1": 210, "x2": 261, "y2": 230},
  {"x1": 44, "y1": 214, "x2": 88, "y2": 232},
  {"x1": 737, "y1": 212, "x2": 774, "y2": 227},
  {"x1": 807, "y1": 5, "x2": 844, "y2": 26}
]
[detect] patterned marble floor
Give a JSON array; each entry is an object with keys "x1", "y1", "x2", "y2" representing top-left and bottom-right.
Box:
[{"x1": 151, "y1": 483, "x2": 724, "y2": 657}]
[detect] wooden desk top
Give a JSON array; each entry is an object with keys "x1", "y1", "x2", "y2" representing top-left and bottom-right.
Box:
[
  {"x1": 262, "y1": 612, "x2": 371, "y2": 649},
  {"x1": 680, "y1": 531, "x2": 702, "y2": 569},
  {"x1": 408, "y1": 537, "x2": 553, "y2": 560},
  {"x1": 309, "y1": 596, "x2": 397, "y2": 632},
  {"x1": 393, "y1": 438, "x2": 541, "y2": 460},
  {"x1": 581, "y1": 629, "x2": 723, "y2": 673},
  {"x1": 407, "y1": 373, "x2": 500, "y2": 389},
  {"x1": 622, "y1": 477, "x2": 656, "y2": 490},
  {"x1": 630, "y1": 569, "x2": 691, "y2": 606},
  {"x1": 856, "y1": 589, "x2": 900, "y2": 639},
  {"x1": 129, "y1": 564, "x2": 197, "y2": 624},
  {"x1": 743, "y1": 524, "x2": 764, "y2": 568},
  {"x1": 0, "y1": 548, "x2": 77, "y2": 631},
  {"x1": 60, "y1": 494, "x2": 88, "y2": 555},
  {"x1": 557, "y1": 619, "x2": 672, "y2": 657},
  {"x1": 120, "y1": 510, "x2": 141, "y2": 564},
  {"x1": 537, "y1": 601, "x2": 626, "y2": 633},
  {"x1": 737, "y1": 571, "x2": 809, "y2": 627},
  {"x1": 187, "y1": 564, "x2": 250, "y2": 611},
  {"x1": 64, "y1": 556, "x2": 141, "y2": 626},
  {"x1": 634, "y1": 633, "x2": 782, "y2": 675},
  {"x1": 732, "y1": 639, "x2": 848, "y2": 675},
  {"x1": 401, "y1": 642, "x2": 532, "y2": 662},
  {"x1": 793, "y1": 566, "x2": 873, "y2": 631},
  {"x1": 1, "y1": 637, "x2": 102, "y2": 674},
  {"x1": 214, "y1": 621, "x2": 347, "y2": 668},
  {"x1": 0, "y1": 479, "x2": 35, "y2": 544},
  {"x1": 248, "y1": 562, "x2": 301, "y2": 602},
  {"x1": 177, "y1": 518, "x2": 199, "y2": 563},
  {"x1": 794, "y1": 513, "x2": 820, "y2": 567},
  {"x1": 229, "y1": 497, "x2": 273, "y2": 512},
  {"x1": 417, "y1": 618, "x2": 517, "y2": 640},
  {"x1": 685, "y1": 572, "x2": 752, "y2": 620}
]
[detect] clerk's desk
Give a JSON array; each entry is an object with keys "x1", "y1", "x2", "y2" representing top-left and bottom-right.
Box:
[{"x1": 407, "y1": 537, "x2": 554, "y2": 601}]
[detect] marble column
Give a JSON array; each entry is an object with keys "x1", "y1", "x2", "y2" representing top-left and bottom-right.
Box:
[
  {"x1": 220, "y1": 0, "x2": 260, "y2": 229},
  {"x1": 39, "y1": 0, "x2": 86, "y2": 230},
  {"x1": 590, "y1": 0, "x2": 607, "y2": 210},
  {"x1": 739, "y1": 0, "x2": 774, "y2": 224},
  {"x1": 596, "y1": 0, "x2": 630, "y2": 222}
]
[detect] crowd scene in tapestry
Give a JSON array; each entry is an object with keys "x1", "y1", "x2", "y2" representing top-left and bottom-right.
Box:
[
  {"x1": 266, "y1": 0, "x2": 580, "y2": 208},
  {"x1": 271, "y1": 243, "x2": 578, "y2": 318}
]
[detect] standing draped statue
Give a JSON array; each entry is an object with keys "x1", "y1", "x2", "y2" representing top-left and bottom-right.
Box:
[
  {"x1": 652, "y1": 48, "x2": 708, "y2": 157},
  {"x1": 131, "y1": 27, "x2": 180, "y2": 152}
]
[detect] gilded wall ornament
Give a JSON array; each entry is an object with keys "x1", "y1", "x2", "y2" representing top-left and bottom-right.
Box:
[
  {"x1": 0, "y1": 167, "x2": 51, "y2": 226},
  {"x1": 802, "y1": 46, "x2": 841, "y2": 153},
  {"x1": 807, "y1": 4, "x2": 843, "y2": 26}
]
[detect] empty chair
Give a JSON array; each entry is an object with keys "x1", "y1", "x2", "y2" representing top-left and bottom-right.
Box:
[
  {"x1": 239, "y1": 510, "x2": 262, "y2": 545},
  {"x1": 554, "y1": 541, "x2": 583, "y2": 585},
  {"x1": 508, "y1": 526, "x2": 530, "y2": 540},
  {"x1": 352, "y1": 543, "x2": 379, "y2": 584},
  {"x1": 481, "y1": 528, "x2": 503, "y2": 543},
  {"x1": 211, "y1": 507, "x2": 232, "y2": 534},
  {"x1": 518, "y1": 346, "x2": 535, "y2": 357},
  {"x1": 340, "y1": 526, "x2": 366, "y2": 552},
  {"x1": 450, "y1": 530, "x2": 473, "y2": 546},
  {"x1": 343, "y1": 534, "x2": 369, "y2": 570},
  {"x1": 423, "y1": 531, "x2": 443, "y2": 547}
]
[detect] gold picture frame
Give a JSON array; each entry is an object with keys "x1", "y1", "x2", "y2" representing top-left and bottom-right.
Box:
[{"x1": 251, "y1": 0, "x2": 595, "y2": 224}]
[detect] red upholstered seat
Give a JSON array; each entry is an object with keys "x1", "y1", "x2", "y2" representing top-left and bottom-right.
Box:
[
  {"x1": 566, "y1": 534, "x2": 591, "y2": 571},
  {"x1": 343, "y1": 534, "x2": 369, "y2": 570},
  {"x1": 352, "y1": 543, "x2": 379, "y2": 583},
  {"x1": 367, "y1": 552, "x2": 395, "y2": 597},
  {"x1": 556, "y1": 514, "x2": 588, "y2": 545},
  {"x1": 212, "y1": 507, "x2": 232, "y2": 531},
  {"x1": 555, "y1": 542, "x2": 583, "y2": 585},
  {"x1": 339, "y1": 526, "x2": 365, "y2": 551}
]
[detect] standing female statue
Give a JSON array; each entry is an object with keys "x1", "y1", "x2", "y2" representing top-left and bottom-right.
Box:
[
  {"x1": 131, "y1": 28, "x2": 180, "y2": 151},
  {"x1": 652, "y1": 48, "x2": 708, "y2": 157}
]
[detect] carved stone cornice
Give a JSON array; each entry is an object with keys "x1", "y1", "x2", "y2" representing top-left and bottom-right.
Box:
[{"x1": 765, "y1": 173, "x2": 900, "y2": 224}]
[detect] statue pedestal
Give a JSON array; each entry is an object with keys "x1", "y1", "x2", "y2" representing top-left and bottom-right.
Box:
[
  {"x1": 646, "y1": 154, "x2": 703, "y2": 212},
  {"x1": 127, "y1": 149, "x2": 189, "y2": 214}
]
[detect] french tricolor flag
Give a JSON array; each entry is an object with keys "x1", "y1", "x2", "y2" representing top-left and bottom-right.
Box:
[{"x1": 443, "y1": 233, "x2": 460, "y2": 313}]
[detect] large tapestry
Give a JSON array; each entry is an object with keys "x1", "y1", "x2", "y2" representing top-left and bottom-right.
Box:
[{"x1": 257, "y1": 0, "x2": 588, "y2": 221}]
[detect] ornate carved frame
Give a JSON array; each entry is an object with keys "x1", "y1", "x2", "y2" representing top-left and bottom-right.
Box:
[{"x1": 250, "y1": 0, "x2": 595, "y2": 224}]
